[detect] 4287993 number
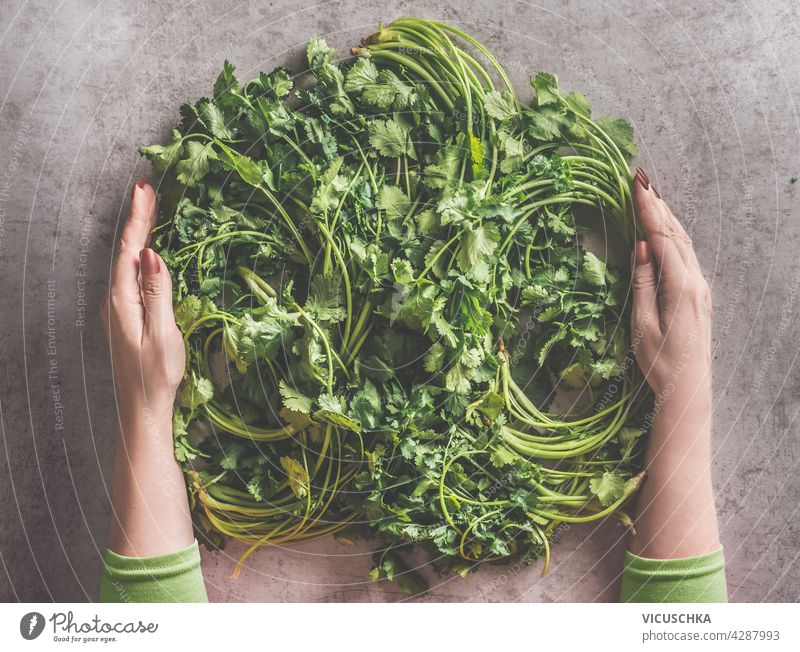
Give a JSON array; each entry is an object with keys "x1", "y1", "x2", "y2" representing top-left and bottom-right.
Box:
[{"x1": 729, "y1": 630, "x2": 780, "y2": 641}]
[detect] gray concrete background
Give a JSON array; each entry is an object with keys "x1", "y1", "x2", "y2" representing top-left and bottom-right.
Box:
[{"x1": 0, "y1": 0, "x2": 798, "y2": 602}]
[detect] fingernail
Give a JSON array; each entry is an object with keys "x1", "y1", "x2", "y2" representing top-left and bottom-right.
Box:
[
  {"x1": 140, "y1": 247, "x2": 160, "y2": 275},
  {"x1": 635, "y1": 167, "x2": 649, "y2": 190},
  {"x1": 634, "y1": 240, "x2": 651, "y2": 266},
  {"x1": 653, "y1": 186, "x2": 661, "y2": 199},
  {"x1": 131, "y1": 177, "x2": 147, "y2": 199}
]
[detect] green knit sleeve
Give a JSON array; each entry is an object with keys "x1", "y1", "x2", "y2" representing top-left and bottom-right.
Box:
[
  {"x1": 99, "y1": 541, "x2": 208, "y2": 603},
  {"x1": 620, "y1": 547, "x2": 727, "y2": 603}
]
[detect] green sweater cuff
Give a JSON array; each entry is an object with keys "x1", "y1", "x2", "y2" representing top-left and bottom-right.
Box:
[
  {"x1": 620, "y1": 547, "x2": 727, "y2": 603},
  {"x1": 99, "y1": 541, "x2": 208, "y2": 603}
]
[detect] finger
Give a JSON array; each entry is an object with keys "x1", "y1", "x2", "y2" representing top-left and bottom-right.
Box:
[
  {"x1": 645, "y1": 176, "x2": 707, "y2": 289},
  {"x1": 140, "y1": 247, "x2": 174, "y2": 343},
  {"x1": 658, "y1": 196, "x2": 704, "y2": 276},
  {"x1": 120, "y1": 178, "x2": 158, "y2": 253},
  {"x1": 633, "y1": 170, "x2": 676, "y2": 264},
  {"x1": 631, "y1": 240, "x2": 661, "y2": 343},
  {"x1": 633, "y1": 170, "x2": 689, "y2": 290},
  {"x1": 110, "y1": 178, "x2": 158, "y2": 301}
]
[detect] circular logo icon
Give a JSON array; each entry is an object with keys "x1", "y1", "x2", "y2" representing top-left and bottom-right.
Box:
[{"x1": 20, "y1": 612, "x2": 45, "y2": 640}]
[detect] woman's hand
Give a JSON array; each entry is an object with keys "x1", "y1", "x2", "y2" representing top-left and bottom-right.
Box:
[
  {"x1": 101, "y1": 178, "x2": 185, "y2": 431},
  {"x1": 630, "y1": 168, "x2": 712, "y2": 409},
  {"x1": 101, "y1": 178, "x2": 193, "y2": 557},
  {"x1": 627, "y1": 168, "x2": 720, "y2": 560}
]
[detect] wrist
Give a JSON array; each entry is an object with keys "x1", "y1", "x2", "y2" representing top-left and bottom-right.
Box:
[
  {"x1": 654, "y1": 384, "x2": 711, "y2": 416},
  {"x1": 650, "y1": 366, "x2": 711, "y2": 411},
  {"x1": 118, "y1": 396, "x2": 174, "y2": 426},
  {"x1": 647, "y1": 392, "x2": 711, "y2": 445},
  {"x1": 116, "y1": 402, "x2": 175, "y2": 450}
]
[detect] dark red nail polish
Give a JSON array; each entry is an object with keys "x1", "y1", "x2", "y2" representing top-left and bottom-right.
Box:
[
  {"x1": 130, "y1": 177, "x2": 147, "y2": 200},
  {"x1": 635, "y1": 169, "x2": 649, "y2": 190},
  {"x1": 653, "y1": 187, "x2": 661, "y2": 199},
  {"x1": 140, "y1": 248, "x2": 160, "y2": 275}
]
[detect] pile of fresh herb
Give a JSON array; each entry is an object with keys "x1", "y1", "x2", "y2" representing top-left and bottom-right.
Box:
[{"x1": 141, "y1": 17, "x2": 649, "y2": 589}]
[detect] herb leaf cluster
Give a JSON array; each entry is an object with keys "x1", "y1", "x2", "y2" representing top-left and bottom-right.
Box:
[{"x1": 142, "y1": 17, "x2": 649, "y2": 589}]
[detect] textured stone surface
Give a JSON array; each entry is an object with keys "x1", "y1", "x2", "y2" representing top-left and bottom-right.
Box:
[{"x1": 1, "y1": 0, "x2": 798, "y2": 602}]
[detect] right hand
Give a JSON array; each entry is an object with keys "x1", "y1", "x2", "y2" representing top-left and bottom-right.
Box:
[{"x1": 630, "y1": 168, "x2": 712, "y2": 408}]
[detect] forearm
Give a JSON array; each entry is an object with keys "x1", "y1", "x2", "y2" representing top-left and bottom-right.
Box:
[
  {"x1": 630, "y1": 390, "x2": 720, "y2": 559},
  {"x1": 108, "y1": 407, "x2": 194, "y2": 557}
]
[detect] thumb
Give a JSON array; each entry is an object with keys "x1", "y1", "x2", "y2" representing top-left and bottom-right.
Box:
[
  {"x1": 631, "y1": 240, "x2": 661, "y2": 344},
  {"x1": 140, "y1": 248, "x2": 173, "y2": 340}
]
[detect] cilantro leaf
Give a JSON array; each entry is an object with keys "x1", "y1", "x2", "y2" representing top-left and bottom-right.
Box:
[
  {"x1": 582, "y1": 251, "x2": 607, "y2": 286},
  {"x1": 531, "y1": 72, "x2": 561, "y2": 106},
  {"x1": 179, "y1": 373, "x2": 214, "y2": 411},
  {"x1": 139, "y1": 129, "x2": 184, "y2": 171},
  {"x1": 483, "y1": 90, "x2": 518, "y2": 121},
  {"x1": 305, "y1": 274, "x2": 346, "y2": 323},
  {"x1": 369, "y1": 119, "x2": 415, "y2": 159},
  {"x1": 589, "y1": 471, "x2": 627, "y2": 506},
  {"x1": 278, "y1": 380, "x2": 313, "y2": 414},
  {"x1": 175, "y1": 140, "x2": 217, "y2": 186},
  {"x1": 596, "y1": 117, "x2": 638, "y2": 160},
  {"x1": 376, "y1": 184, "x2": 410, "y2": 219}
]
